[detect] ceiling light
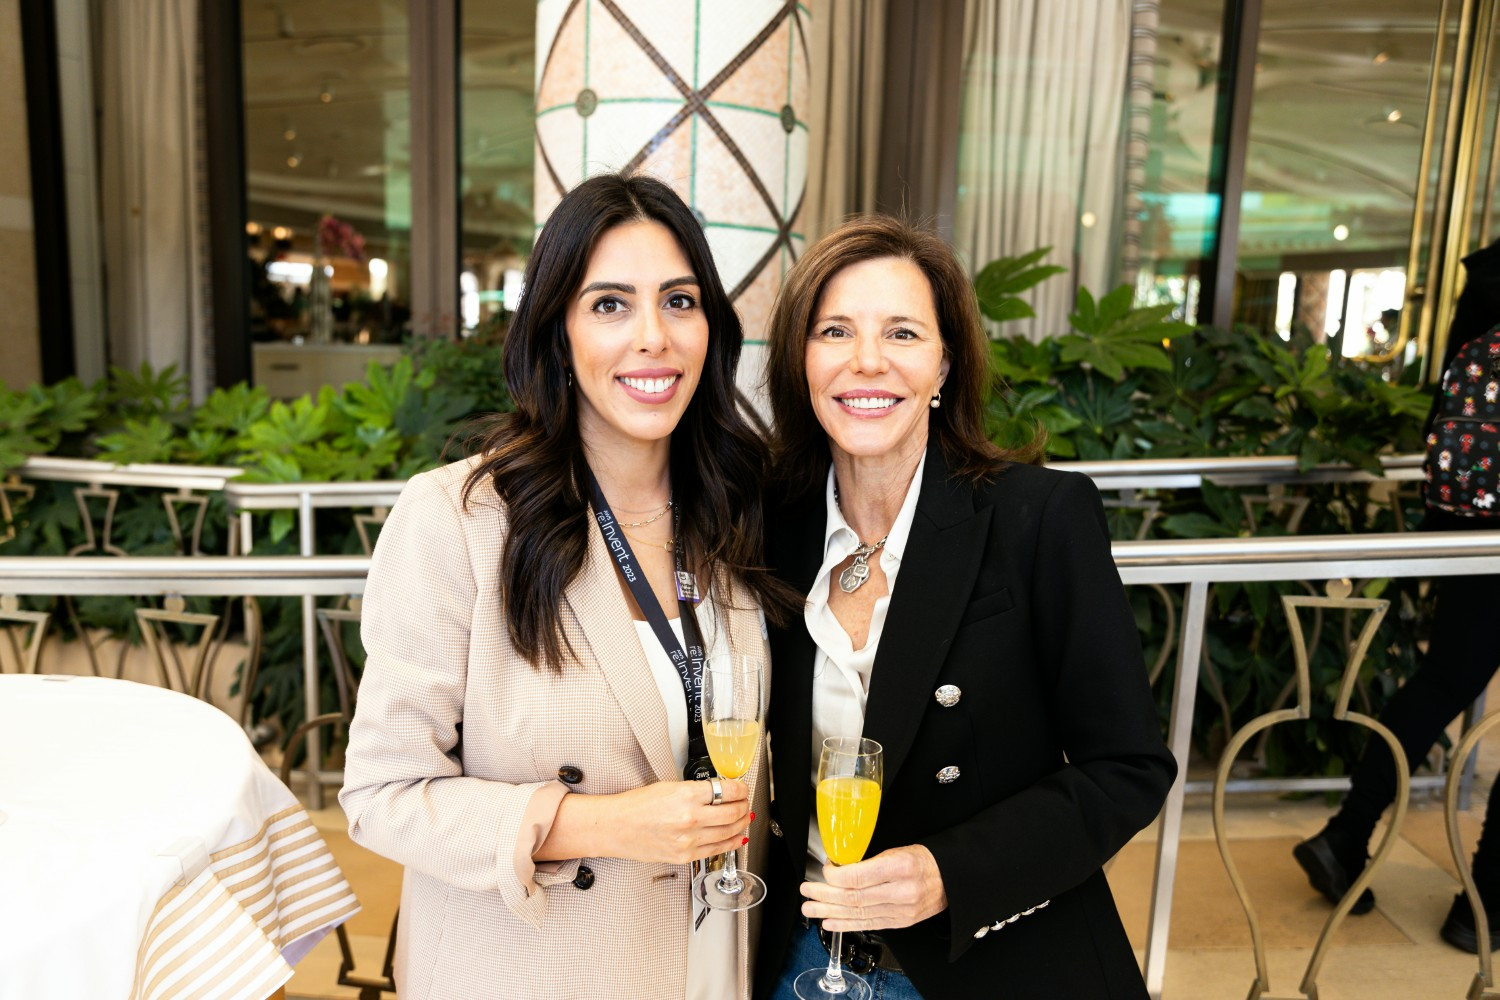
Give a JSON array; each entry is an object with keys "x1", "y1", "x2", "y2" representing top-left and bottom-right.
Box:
[
  {"x1": 1080, "y1": 211, "x2": 1097, "y2": 229},
  {"x1": 286, "y1": 152, "x2": 302, "y2": 168},
  {"x1": 1372, "y1": 50, "x2": 1389, "y2": 64},
  {"x1": 272, "y1": 226, "x2": 292, "y2": 241},
  {"x1": 283, "y1": 121, "x2": 296, "y2": 141},
  {"x1": 319, "y1": 80, "x2": 334, "y2": 103},
  {"x1": 1387, "y1": 109, "x2": 1402, "y2": 122},
  {"x1": 245, "y1": 221, "x2": 261, "y2": 235},
  {"x1": 1333, "y1": 224, "x2": 1350, "y2": 241}
]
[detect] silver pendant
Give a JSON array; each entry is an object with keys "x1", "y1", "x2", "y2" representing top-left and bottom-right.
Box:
[{"x1": 839, "y1": 560, "x2": 871, "y2": 593}]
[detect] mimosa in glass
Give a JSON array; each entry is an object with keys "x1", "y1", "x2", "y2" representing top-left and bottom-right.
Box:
[
  {"x1": 794, "y1": 736, "x2": 884, "y2": 1000},
  {"x1": 693, "y1": 656, "x2": 767, "y2": 911}
]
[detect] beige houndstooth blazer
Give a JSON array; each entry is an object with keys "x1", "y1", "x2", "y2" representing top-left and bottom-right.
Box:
[{"x1": 341, "y1": 459, "x2": 771, "y2": 1000}]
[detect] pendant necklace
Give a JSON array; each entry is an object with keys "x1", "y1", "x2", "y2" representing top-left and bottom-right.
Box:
[
  {"x1": 839, "y1": 538, "x2": 887, "y2": 593},
  {"x1": 833, "y1": 481, "x2": 888, "y2": 594}
]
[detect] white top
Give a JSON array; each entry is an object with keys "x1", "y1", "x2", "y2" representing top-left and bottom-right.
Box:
[
  {"x1": 633, "y1": 599, "x2": 736, "y2": 1000},
  {"x1": 804, "y1": 454, "x2": 926, "y2": 880}
]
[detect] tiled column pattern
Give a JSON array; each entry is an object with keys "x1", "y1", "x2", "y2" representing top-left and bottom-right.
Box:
[{"x1": 535, "y1": 0, "x2": 811, "y2": 403}]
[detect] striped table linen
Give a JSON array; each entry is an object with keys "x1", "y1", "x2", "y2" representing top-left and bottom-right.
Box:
[{"x1": 0, "y1": 675, "x2": 359, "y2": 1000}]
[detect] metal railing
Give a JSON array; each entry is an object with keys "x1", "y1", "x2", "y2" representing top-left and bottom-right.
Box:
[
  {"x1": 15, "y1": 456, "x2": 244, "y2": 492},
  {"x1": 1113, "y1": 531, "x2": 1500, "y2": 999},
  {"x1": 0, "y1": 452, "x2": 1439, "y2": 812},
  {"x1": 4, "y1": 531, "x2": 1500, "y2": 998},
  {"x1": 1059, "y1": 452, "x2": 1426, "y2": 491}
]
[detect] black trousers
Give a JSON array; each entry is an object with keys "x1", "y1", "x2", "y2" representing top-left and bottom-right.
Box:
[{"x1": 1334, "y1": 552, "x2": 1500, "y2": 890}]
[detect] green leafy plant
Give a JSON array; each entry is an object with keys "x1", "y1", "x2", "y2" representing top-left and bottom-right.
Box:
[
  {"x1": 0, "y1": 335, "x2": 515, "y2": 738},
  {"x1": 976, "y1": 249, "x2": 1433, "y2": 775}
]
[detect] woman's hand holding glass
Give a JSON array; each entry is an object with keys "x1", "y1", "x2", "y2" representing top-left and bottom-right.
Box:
[
  {"x1": 694, "y1": 655, "x2": 767, "y2": 910},
  {"x1": 538, "y1": 776, "x2": 750, "y2": 866},
  {"x1": 799, "y1": 844, "x2": 948, "y2": 931},
  {"x1": 794, "y1": 737, "x2": 884, "y2": 1000}
]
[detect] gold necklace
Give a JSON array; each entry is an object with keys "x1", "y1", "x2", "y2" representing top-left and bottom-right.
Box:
[
  {"x1": 622, "y1": 526, "x2": 674, "y2": 552},
  {"x1": 616, "y1": 500, "x2": 672, "y2": 528}
]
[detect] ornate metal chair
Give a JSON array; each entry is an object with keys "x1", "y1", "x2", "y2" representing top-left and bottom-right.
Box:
[
  {"x1": 1212, "y1": 587, "x2": 1404, "y2": 999},
  {"x1": 277, "y1": 599, "x2": 397, "y2": 1000}
]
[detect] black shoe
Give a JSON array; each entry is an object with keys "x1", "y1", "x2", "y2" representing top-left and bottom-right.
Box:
[
  {"x1": 1441, "y1": 892, "x2": 1500, "y2": 954},
  {"x1": 1293, "y1": 832, "x2": 1376, "y2": 915}
]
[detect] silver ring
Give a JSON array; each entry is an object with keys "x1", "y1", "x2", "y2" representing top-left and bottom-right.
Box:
[{"x1": 709, "y1": 778, "x2": 724, "y2": 805}]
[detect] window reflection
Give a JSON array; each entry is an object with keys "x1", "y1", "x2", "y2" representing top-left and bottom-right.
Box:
[
  {"x1": 241, "y1": 1, "x2": 413, "y2": 346},
  {"x1": 1133, "y1": 2, "x2": 1226, "y2": 325},
  {"x1": 461, "y1": 1, "x2": 536, "y2": 340},
  {"x1": 1234, "y1": 0, "x2": 1438, "y2": 359}
]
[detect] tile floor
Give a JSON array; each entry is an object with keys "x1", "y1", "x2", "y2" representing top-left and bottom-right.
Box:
[{"x1": 285, "y1": 747, "x2": 1500, "y2": 1000}]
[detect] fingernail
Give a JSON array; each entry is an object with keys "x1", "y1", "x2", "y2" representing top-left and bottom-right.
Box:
[
  {"x1": 750, "y1": 811, "x2": 756, "y2": 822},
  {"x1": 742, "y1": 836, "x2": 749, "y2": 845}
]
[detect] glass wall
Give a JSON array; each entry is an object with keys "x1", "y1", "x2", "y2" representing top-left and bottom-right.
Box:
[
  {"x1": 1133, "y1": 0, "x2": 1226, "y2": 324},
  {"x1": 241, "y1": 1, "x2": 412, "y2": 346},
  {"x1": 1233, "y1": 0, "x2": 1441, "y2": 357},
  {"x1": 459, "y1": 1, "x2": 535, "y2": 339}
]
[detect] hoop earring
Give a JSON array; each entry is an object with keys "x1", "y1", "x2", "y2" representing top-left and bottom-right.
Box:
[{"x1": 930, "y1": 391, "x2": 941, "y2": 409}]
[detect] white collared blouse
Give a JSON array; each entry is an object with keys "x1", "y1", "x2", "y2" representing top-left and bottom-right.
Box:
[{"x1": 802, "y1": 453, "x2": 926, "y2": 880}]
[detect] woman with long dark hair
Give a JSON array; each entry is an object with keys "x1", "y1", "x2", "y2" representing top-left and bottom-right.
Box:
[
  {"x1": 754, "y1": 216, "x2": 1175, "y2": 999},
  {"x1": 342, "y1": 173, "x2": 787, "y2": 1000}
]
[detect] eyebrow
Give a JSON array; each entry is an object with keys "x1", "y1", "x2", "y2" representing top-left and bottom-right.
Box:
[
  {"x1": 578, "y1": 276, "x2": 700, "y2": 298},
  {"x1": 816, "y1": 313, "x2": 931, "y2": 327}
]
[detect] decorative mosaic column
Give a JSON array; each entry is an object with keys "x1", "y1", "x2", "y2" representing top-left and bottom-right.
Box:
[{"x1": 535, "y1": 0, "x2": 811, "y2": 404}]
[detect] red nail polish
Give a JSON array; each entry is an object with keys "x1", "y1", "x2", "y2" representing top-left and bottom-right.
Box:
[
  {"x1": 742, "y1": 836, "x2": 749, "y2": 845},
  {"x1": 750, "y1": 811, "x2": 756, "y2": 822}
]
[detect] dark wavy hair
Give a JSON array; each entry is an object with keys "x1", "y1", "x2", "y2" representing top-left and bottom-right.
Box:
[
  {"x1": 765, "y1": 215, "x2": 1045, "y2": 498},
  {"x1": 463, "y1": 173, "x2": 791, "y2": 671}
]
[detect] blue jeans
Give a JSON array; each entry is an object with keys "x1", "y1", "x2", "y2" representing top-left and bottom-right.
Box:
[{"x1": 767, "y1": 922, "x2": 925, "y2": 1000}]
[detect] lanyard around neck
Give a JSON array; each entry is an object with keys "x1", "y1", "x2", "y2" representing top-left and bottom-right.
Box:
[{"x1": 584, "y1": 468, "x2": 708, "y2": 764}]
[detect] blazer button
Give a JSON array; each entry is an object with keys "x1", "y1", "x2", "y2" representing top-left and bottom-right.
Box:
[
  {"x1": 936, "y1": 766, "x2": 961, "y2": 784},
  {"x1": 573, "y1": 865, "x2": 595, "y2": 890},
  {"x1": 557, "y1": 765, "x2": 584, "y2": 785},
  {"x1": 934, "y1": 684, "x2": 962, "y2": 708}
]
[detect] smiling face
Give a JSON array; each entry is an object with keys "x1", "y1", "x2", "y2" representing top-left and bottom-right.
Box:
[
  {"x1": 565, "y1": 220, "x2": 710, "y2": 457},
  {"x1": 804, "y1": 255, "x2": 950, "y2": 469}
]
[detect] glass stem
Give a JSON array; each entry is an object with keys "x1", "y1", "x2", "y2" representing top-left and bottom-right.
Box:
[
  {"x1": 719, "y1": 846, "x2": 741, "y2": 890},
  {"x1": 823, "y1": 929, "x2": 846, "y2": 989}
]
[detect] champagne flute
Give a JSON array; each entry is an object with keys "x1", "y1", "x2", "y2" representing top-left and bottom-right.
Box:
[
  {"x1": 794, "y1": 736, "x2": 884, "y2": 1000},
  {"x1": 693, "y1": 655, "x2": 767, "y2": 911}
]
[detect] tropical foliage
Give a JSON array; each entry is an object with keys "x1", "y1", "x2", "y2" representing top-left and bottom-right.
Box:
[{"x1": 0, "y1": 266, "x2": 1439, "y2": 776}]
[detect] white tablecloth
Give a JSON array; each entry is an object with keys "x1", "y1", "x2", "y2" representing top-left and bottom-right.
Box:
[{"x1": 0, "y1": 675, "x2": 360, "y2": 1000}]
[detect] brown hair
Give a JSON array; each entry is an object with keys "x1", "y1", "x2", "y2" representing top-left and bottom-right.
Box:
[
  {"x1": 765, "y1": 215, "x2": 1044, "y2": 497},
  {"x1": 463, "y1": 173, "x2": 793, "y2": 671}
]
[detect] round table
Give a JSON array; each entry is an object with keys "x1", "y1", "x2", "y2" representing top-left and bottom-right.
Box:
[{"x1": 0, "y1": 674, "x2": 359, "y2": 1000}]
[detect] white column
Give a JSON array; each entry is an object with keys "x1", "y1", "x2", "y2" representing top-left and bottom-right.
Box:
[{"x1": 534, "y1": 0, "x2": 812, "y2": 406}]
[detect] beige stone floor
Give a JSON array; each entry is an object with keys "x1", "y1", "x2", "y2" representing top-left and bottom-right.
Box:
[{"x1": 284, "y1": 732, "x2": 1500, "y2": 1000}]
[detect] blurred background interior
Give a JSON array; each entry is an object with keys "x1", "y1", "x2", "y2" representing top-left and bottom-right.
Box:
[{"x1": 0, "y1": 0, "x2": 1487, "y2": 399}]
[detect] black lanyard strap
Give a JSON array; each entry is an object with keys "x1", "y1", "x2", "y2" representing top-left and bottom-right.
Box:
[{"x1": 585, "y1": 469, "x2": 708, "y2": 766}]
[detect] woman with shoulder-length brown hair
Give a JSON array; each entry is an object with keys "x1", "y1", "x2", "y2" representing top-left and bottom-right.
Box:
[
  {"x1": 755, "y1": 215, "x2": 1175, "y2": 999},
  {"x1": 341, "y1": 172, "x2": 792, "y2": 1000}
]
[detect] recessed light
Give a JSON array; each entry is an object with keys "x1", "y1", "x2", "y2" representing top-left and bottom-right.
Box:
[{"x1": 1333, "y1": 225, "x2": 1349, "y2": 241}]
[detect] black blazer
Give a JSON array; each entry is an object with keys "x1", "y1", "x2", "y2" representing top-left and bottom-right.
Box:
[{"x1": 755, "y1": 443, "x2": 1177, "y2": 999}]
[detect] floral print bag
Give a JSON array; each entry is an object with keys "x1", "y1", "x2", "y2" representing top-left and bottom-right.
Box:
[{"x1": 1426, "y1": 323, "x2": 1500, "y2": 516}]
